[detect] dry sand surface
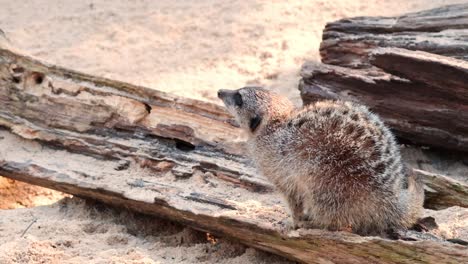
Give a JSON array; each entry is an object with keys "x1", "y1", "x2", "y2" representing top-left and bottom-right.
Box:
[
  {"x1": 1, "y1": 0, "x2": 467, "y2": 263},
  {"x1": 0, "y1": 177, "x2": 68, "y2": 210},
  {"x1": 0, "y1": 198, "x2": 292, "y2": 264},
  {"x1": 0, "y1": 197, "x2": 466, "y2": 264}
]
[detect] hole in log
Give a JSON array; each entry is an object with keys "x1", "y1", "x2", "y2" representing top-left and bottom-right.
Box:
[
  {"x1": 114, "y1": 160, "x2": 130, "y2": 171},
  {"x1": 12, "y1": 66, "x2": 25, "y2": 73},
  {"x1": 175, "y1": 139, "x2": 195, "y2": 151},
  {"x1": 144, "y1": 103, "x2": 152, "y2": 114},
  {"x1": 31, "y1": 72, "x2": 45, "y2": 85},
  {"x1": 447, "y1": 238, "x2": 468, "y2": 246},
  {"x1": 12, "y1": 76, "x2": 21, "y2": 83}
]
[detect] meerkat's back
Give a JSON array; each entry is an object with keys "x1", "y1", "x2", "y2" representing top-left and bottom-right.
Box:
[{"x1": 255, "y1": 100, "x2": 422, "y2": 234}]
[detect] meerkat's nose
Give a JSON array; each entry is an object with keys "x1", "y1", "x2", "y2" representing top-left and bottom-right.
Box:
[{"x1": 217, "y1": 89, "x2": 229, "y2": 99}]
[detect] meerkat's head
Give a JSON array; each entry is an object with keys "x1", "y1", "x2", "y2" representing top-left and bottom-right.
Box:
[{"x1": 217, "y1": 87, "x2": 294, "y2": 134}]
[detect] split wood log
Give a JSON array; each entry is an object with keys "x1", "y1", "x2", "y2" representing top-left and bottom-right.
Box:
[
  {"x1": 320, "y1": 3, "x2": 468, "y2": 69},
  {"x1": 300, "y1": 47, "x2": 468, "y2": 153},
  {"x1": 1, "y1": 47, "x2": 468, "y2": 263},
  {"x1": 415, "y1": 169, "x2": 468, "y2": 211}
]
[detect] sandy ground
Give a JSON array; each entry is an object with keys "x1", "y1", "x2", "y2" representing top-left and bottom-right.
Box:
[
  {"x1": 0, "y1": 197, "x2": 292, "y2": 264},
  {"x1": 1, "y1": 0, "x2": 467, "y2": 263},
  {"x1": 0, "y1": 177, "x2": 68, "y2": 210},
  {"x1": 0, "y1": 196, "x2": 466, "y2": 264}
]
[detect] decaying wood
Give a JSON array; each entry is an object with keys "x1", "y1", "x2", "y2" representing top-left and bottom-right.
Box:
[
  {"x1": 1, "y1": 47, "x2": 467, "y2": 263},
  {"x1": 303, "y1": 2, "x2": 468, "y2": 153},
  {"x1": 370, "y1": 48, "x2": 468, "y2": 102},
  {"x1": 320, "y1": 3, "x2": 468, "y2": 69},
  {"x1": 301, "y1": 2, "x2": 468, "y2": 216},
  {"x1": 415, "y1": 169, "x2": 468, "y2": 211},
  {"x1": 300, "y1": 47, "x2": 468, "y2": 152}
]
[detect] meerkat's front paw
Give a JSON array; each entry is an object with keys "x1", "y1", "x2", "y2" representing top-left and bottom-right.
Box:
[
  {"x1": 289, "y1": 218, "x2": 315, "y2": 230},
  {"x1": 282, "y1": 219, "x2": 306, "y2": 231},
  {"x1": 295, "y1": 221, "x2": 311, "y2": 229},
  {"x1": 337, "y1": 225, "x2": 353, "y2": 233}
]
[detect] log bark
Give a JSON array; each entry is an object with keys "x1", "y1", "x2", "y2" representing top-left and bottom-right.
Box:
[
  {"x1": 303, "y1": 2, "x2": 468, "y2": 153},
  {"x1": 370, "y1": 48, "x2": 468, "y2": 102},
  {"x1": 320, "y1": 3, "x2": 468, "y2": 69},
  {"x1": 1, "y1": 47, "x2": 467, "y2": 263},
  {"x1": 300, "y1": 47, "x2": 468, "y2": 152}
]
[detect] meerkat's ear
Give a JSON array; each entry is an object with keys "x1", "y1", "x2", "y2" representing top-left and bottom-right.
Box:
[{"x1": 249, "y1": 115, "x2": 262, "y2": 132}]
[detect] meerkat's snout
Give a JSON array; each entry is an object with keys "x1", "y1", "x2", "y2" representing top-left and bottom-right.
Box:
[
  {"x1": 217, "y1": 89, "x2": 241, "y2": 107},
  {"x1": 217, "y1": 89, "x2": 230, "y2": 99},
  {"x1": 218, "y1": 87, "x2": 261, "y2": 132},
  {"x1": 218, "y1": 87, "x2": 295, "y2": 133}
]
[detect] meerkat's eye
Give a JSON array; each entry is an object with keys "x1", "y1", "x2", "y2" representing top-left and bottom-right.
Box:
[{"x1": 233, "y1": 92, "x2": 243, "y2": 107}]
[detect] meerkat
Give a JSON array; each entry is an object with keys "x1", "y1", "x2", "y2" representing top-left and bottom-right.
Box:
[{"x1": 218, "y1": 87, "x2": 424, "y2": 236}]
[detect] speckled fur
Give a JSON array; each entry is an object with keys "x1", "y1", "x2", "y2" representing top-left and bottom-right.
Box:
[{"x1": 218, "y1": 87, "x2": 424, "y2": 235}]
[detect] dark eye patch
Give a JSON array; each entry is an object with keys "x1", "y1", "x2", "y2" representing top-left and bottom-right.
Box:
[
  {"x1": 249, "y1": 115, "x2": 262, "y2": 132},
  {"x1": 233, "y1": 92, "x2": 243, "y2": 107}
]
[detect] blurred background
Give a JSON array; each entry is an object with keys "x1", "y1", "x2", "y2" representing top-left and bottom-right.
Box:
[{"x1": 0, "y1": 0, "x2": 464, "y2": 107}]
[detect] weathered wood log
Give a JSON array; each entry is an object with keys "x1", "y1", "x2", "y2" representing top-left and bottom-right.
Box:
[
  {"x1": 300, "y1": 47, "x2": 468, "y2": 152},
  {"x1": 320, "y1": 4, "x2": 468, "y2": 69},
  {"x1": 306, "y1": 4, "x2": 468, "y2": 152},
  {"x1": 370, "y1": 48, "x2": 468, "y2": 102},
  {"x1": 401, "y1": 147, "x2": 468, "y2": 211},
  {"x1": 415, "y1": 169, "x2": 468, "y2": 211},
  {"x1": 1, "y1": 47, "x2": 468, "y2": 263}
]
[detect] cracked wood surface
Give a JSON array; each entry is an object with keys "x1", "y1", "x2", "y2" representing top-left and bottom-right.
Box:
[
  {"x1": 301, "y1": 3, "x2": 468, "y2": 154},
  {"x1": 300, "y1": 3, "x2": 468, "y2": 214},
  {"x1": 299, "y1": 47, "x2": 468, "y2": 153},
  {"x1": 0, "y1": 46, "x2": 467, "y2": 263},
  {"x1": 309, "y1": 4, "x2": 468, "y2": 153},
  {"x1": 320, "y1": 3, "x2": 468, "y2": 69}
]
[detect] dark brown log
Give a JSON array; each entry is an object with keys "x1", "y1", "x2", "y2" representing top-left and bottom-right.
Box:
[
  {"x1": 320, "y1": 4, "x2": 468, "y2": 69},
  {"x1": 299, "y1": 48, "x2": 468, "y2": 152},
  {"x1": 1, "y1": 46, "x2": 468, "y2": 263},
  {"x1": 370, "y1": 48, "x2": 468, "y2": 102}
]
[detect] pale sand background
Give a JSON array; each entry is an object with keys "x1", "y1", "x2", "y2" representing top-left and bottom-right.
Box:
[{"x1": 0, "y1": 0, "x2": 466, "y2": 263}]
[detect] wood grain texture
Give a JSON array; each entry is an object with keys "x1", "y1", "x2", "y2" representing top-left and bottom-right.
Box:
[
  {"x1": 300, "y1": 3, "x2": 468, "y2": 217},
  {"x1": 370, "y1": 47, "x2": 468, "y2": 102},
  {"x1": 320, "y1": 3, "x2": 468, "y2": 69},
  {"x1": 299, "y1": 49, "x2": 468, "y2": 152},
  {"x1": 1, "y1": 46, "x2": 467, "y2": 263},
  {"x1": 303, "y1": 3, "x2": 468, "y2": 152}
]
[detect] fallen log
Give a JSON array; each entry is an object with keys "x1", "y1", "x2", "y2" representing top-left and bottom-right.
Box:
[
  {"x1": 1, "y1": 47, "x2": 467, "y2": 263},
  {"x1": 303, "y1": 2, "x2": 468, "y2": 153},
  {"x1": 300, "y1": 47, "x2": 468, "y2": 152},
  {"x1": 320, "y1": 3, "x2": 468, "y2": 69},
  {"x1": 370, "y1": 48, "x2": 468, "y2": 102},
  {"x1": 415, "y1": 169, "x2": 468, "y2": 211}
]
